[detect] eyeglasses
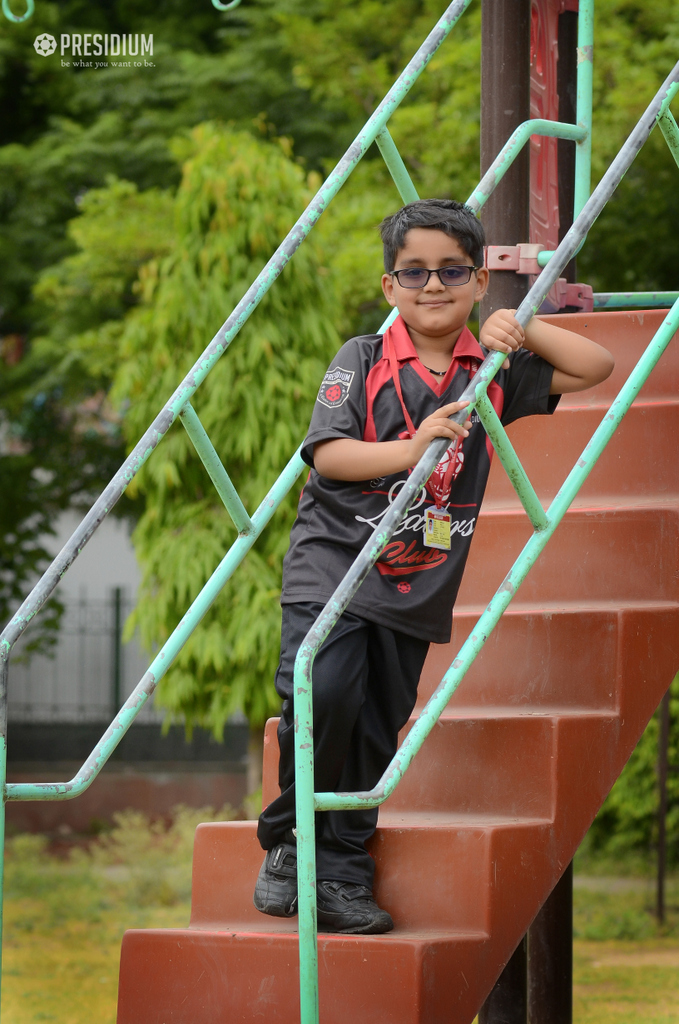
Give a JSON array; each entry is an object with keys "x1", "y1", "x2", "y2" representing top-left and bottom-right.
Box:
[{"x1": 390, "y1": 265, "x2": 479, "y2": 289}]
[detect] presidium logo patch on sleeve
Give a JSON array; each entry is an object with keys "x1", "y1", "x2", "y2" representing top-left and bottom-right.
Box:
[{"x1": 317, "y1": 367, "x2": 355, "y2": 409}]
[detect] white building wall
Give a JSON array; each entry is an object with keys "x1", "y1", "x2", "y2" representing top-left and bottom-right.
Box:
[{"x1": 8, "y1": 511, "x2": 160, "y2": 723}]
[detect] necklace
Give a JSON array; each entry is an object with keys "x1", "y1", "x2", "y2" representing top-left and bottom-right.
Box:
[{"x1": 423, "y1": 364, "x2": 448, "y2": 377}]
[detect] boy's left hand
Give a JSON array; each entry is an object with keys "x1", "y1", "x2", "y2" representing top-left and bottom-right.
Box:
[{"x1": 480, "y1": 308, "x2": 525, "y2": 369}]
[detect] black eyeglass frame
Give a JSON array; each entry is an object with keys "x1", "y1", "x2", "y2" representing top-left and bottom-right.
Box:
[{"x1": 389, "y1": 265, "x2": 480, "y2": 289}]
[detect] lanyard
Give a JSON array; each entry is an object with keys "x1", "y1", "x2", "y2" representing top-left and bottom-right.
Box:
[
  {"x1": 385, "y1": 330, "x2": 417, "y2": 437},
  {"x1": 384, "y1": 331, "x2": 465, "y2": 509}
]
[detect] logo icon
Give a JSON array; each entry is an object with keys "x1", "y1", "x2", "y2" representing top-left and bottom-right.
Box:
[
  {"x1": 34, "y1": 33, "x2": 57, "y2": 56},
  {"x1": 317, "y1": 367, "x2": 355, "y2": 409},
  {"x1": 396, "y1": 582, "x2": 411, "y2": 594}
]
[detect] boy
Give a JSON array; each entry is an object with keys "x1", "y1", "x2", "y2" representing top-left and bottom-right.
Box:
[{"x1": 254, "y1": 199, "x2": 613, "y2": 935}]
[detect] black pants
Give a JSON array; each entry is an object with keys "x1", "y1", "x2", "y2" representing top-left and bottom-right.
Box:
[{"x1": 257, "y1": 602, "x2": 429, "y2": 887}]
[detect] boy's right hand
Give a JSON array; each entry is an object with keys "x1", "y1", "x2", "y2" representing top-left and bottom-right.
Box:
[{"x1": 408, "y1": 401, "x2": 471, "y2": 465}]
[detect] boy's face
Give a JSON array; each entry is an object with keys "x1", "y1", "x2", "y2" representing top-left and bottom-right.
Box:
[{"x1": 381, "y1": 228, "x2": 489, "y2": 343}]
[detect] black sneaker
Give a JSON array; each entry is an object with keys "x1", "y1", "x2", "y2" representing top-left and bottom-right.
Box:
[
  {"x1": 253, "y1": 838, "x2": 298, "y2": 918},
  {"x1": 316, "y1": 880, "x2": 394, "y2": 935}
]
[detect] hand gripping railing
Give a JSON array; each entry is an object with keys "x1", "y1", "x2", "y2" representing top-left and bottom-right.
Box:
[{"x1": 291, "y1": 65, "x2": 679, "y2": 1024}]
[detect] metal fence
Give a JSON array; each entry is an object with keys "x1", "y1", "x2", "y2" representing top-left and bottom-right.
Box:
[{"x1": 7, "y1": 588, "x2": 159, "y2": 724}]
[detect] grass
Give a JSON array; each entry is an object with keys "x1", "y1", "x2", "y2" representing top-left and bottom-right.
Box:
[
  {"x1": 573, "y1": 941, "x2": 679, "y2": 1024},
  {"x1": 1, "y1": 814, "x2": 678, "y2": 1023},
  {"x1": 1, "y1": 807, "x2": 232, "y2": 1024}
]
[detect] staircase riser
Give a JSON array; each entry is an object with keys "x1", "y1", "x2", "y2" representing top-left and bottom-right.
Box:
[
  {"x1": 540, "y1": 310, "x2": 679, "y2": 403},
  {"x1": 420, "y1": 605, "x2": 679, "y2": 709},
  {"x1": 485, "y1": 403, "x2": 679, "y2": 504},
  {"x1": 189, "y1": 820, "x2": 496, "y2": 932},
  {"x1": 458, "y1": 507, "x2": 679, "y2": 604},
  {"x1": 118, "y1": 929, "x2": 441, "y2": 1024},
  {"x1": 262, "y1": 715, "x2": 558, "y2": 818},
  {"x1": 420, "y1": 607, "x2": 620, "y2": 709},
  {"x1": 384, "y1": 716, "x2": 558, "y2": 816}
]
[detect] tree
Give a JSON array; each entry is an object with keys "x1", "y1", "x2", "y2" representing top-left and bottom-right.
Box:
[
  {"x1": 2, "y1": 0, "x2": 678, "y2": 844},
  {"x1": 587, "y1": 676, "x2": 679, "y2": 866},
  {"x1": 92, "y1": 125, "x2": 342, "y2": 733}
]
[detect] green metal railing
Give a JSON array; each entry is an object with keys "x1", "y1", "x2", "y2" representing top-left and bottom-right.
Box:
[
  {"x1": 1, "y1": 0, "x2": 33, "y2": 23},
  {"x1": 293, "y1": 62, "x2": 679, "y2": 1022},
  {"x1": 0, "y1": 0, "x2": 677, "y2": 1020}
]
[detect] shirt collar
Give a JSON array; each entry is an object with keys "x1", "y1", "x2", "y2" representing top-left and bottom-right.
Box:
[{"x1": 384, "y1": 313, "x2": 485, "y2": 364}]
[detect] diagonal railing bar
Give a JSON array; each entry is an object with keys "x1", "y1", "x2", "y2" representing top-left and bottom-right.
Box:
[
  {"x1": 658, "y1": 102, "x2": 679, "y2": 167},
  {"x1": 315, "y1": 296, "x2": 679, "y2": 818},
  {"x1": 4, "y1": 446, "x2": 306, "y2": 805},
  {"x1": 0, "y1": 0, "x2": 474, "y2": 663},
  {"x1": 375, "y1": 127, "x2": 421, "y2": 204},
  {"x1": 292, "y1": 60, "x2": 679, "y2": 1024},
  {"x1": 593, "y1": 291, "x2": 679, "y2": 310},
  {"x1": 179, "y1": 402, "x2": 254, "y2": 535},
  {"x1": 475, "y1": 394, "x2": 549, "y2": 531},
  {"x1": 467, "y1": 119, "x2": 587, "y2": 214}
]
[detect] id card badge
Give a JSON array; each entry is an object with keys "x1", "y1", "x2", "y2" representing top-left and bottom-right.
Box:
[{"x1": 423, "y1": 507, "x2": 451, "y2": 550}]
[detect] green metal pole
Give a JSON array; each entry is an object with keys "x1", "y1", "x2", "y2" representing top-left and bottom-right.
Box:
[
  {"x1": 1, "y1": 0, "x2": 34, "y2": 22},
  {"x1": 593, "y1": 291, "x2": 679, "y2": 310},
  {"x1": 111, "y1": 587, "x2": 123, "y2": 720},
  {"x1": 475, "y1": 395, "x2": 549, "y2": 531},
  {"x1": 573, "y1": 0, "x2": 594, "y2": 219},
  {"x1": 179, "y1": 402, "x2": 254, "y2": 535},
  {"x1": 5, "y1": 448, "x2": 306, "y2": 803},
  {"x1": 375, "y1": 128, "x2": 420, "y2": 204},
  {"x1": 467, "y1": 119, "x2": 586, "y2": 214},
  {"x1": 657, "y1": 94, "x2": 679, "y2": 168}
]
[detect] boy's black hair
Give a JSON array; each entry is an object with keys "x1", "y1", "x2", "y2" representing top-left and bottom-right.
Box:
[{"x1": 379, "y1": 198, "x2": 485, "y2": 271}]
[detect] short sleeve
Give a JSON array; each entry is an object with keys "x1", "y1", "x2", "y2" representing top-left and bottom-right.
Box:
[
  {"x1": 498, "y1": 348, "x2": 560, "y2": 427},
  {"x1": 300, "y1": 337, "x2": 375, "y2": 467}
]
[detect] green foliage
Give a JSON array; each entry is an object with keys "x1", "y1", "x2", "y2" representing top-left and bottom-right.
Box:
[
  {"x1": 101, "y1": 125, "x2": 341, "y2": 730},
  {"x1": 574, "y1": 882, "x2": 661, "y2": 941},
  {"x1": 586, "y1": 676, "x2": 679, "y2": 864},
  {"x1": 32, "y1": 177, "x2": 175, "y2": 393},
  {"x1": 4, "y1": 804, "x2": 234, "y2": 926},
  {"x1": 2, "y1": 0, "x2": 678, "y2": 815},
  {"x1": 0, "y1": 177, "x2": 170, "y2": 639},
  {"x1": 579, "y1": 0, "x2": 679, "y2": 290}
]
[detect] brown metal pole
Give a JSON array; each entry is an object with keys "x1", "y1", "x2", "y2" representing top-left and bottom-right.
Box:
[
  {"x1": 480, "y1": 0, "x2": 531, "y2": 322},
  {"x1": 479, "y1": 937, "x2": 528, "y2": 1024},
  {"x1": 525, "y1": 13, "x2": 578, "y2": 1019},
  {"x1": 479, "y1": 5, "x2": 531, "y2": 1019},
  {"x1": 528, "y1": 863, "x2": 573, "y2": 1024},
  {"x1": 656, "y1": 689, "x2": 670, "y2": 924}
]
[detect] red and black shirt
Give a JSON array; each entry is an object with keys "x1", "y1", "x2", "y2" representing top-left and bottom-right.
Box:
[{"x1": 281, "y1": 314, "x2": 558, "y2": 643}]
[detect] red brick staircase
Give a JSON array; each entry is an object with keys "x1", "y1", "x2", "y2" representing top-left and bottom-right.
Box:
[{"x1": 116, "y1": 310, "x2": 679, "y2": 1023}]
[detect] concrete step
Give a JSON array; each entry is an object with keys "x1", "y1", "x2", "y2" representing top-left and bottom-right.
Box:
[
  {"x1": 419, "y1": 600, "x2": 679, "y2": 710},
  {"x1": 538, "y1": 309, "x2": 679, "y2": 404},
  {"x1": 188, "y1": 817, "x2": 549, "y2": 933},
  {"x1": 484, "y1": 400, "x2": 679, "y2": 505},
  {"x1": 115, "y1": 310, "x2": 679, "y2": 1024},
  {"x1": 117, "y1": 924, "x2": 490, "y2": 1024},
  {"x1": 458, "y1": 503, "x2": 679, "y2": 605}
]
